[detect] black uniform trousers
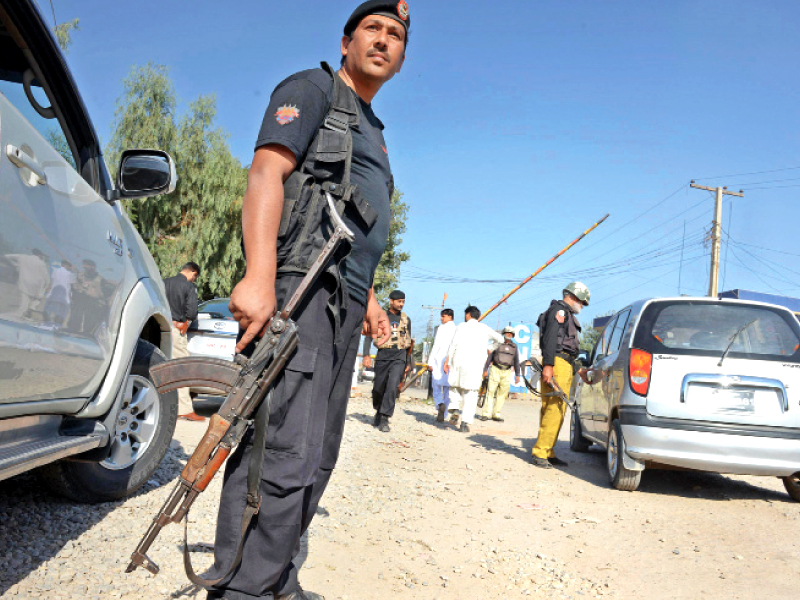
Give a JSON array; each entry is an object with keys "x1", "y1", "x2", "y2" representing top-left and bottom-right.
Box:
[
  {"x1": 371, "y1": 353, "x2": 406, "y2": 418},
  {"x1": 207, "y1": 275, "x2": 365, "y2": 600}
]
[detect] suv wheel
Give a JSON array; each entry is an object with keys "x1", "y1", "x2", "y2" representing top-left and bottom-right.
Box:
[
  {"x1": 569, "y1": 407, "x2": 591, "y2": 453},
  {"x1": 783, "y1": 473, "x2": 800, "y2": 502},
  {"x1": 40, "y1": 340, "x2": 178, "y2": 503},
  {"x1": 607, "y1": 418, "x2": 642, "y2": 492}
]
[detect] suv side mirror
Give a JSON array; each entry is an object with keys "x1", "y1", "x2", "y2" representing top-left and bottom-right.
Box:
[
  {"x1": 115, "y1": 149, "x2": 177, "y2": 199},
  {"x1": 577, "y1": 351, "x2": 589, "y2": 366}
]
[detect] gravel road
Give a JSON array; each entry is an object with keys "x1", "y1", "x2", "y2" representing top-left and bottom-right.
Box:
[{"x1": 1, "y1": 387, "x2": 797, "y2": 599}]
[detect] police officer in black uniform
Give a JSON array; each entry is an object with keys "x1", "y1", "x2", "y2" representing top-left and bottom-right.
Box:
[
  {"x1": 364, "y1": 289, "x2": 412, "y2": 432},
  {"x1": 204, "y1": 3, "x2": 411, "y2": 599}
]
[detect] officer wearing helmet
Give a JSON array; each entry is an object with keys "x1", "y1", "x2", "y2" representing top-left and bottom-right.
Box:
[
  {"x1": 479, "y1": 325, "x2": 521, "y2": 422},
  {"x1": 532, "y1": 282, "x2": 592, "y2": 468}
]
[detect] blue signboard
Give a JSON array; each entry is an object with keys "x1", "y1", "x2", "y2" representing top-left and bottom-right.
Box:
[{"x1": 508, "y1": 321, "x2": 539, "y2": 394}]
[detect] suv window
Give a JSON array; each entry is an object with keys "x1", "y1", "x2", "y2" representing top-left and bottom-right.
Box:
[
  {"x1": 608, "y1": 309, "x2": 631, "y2": 354},
  {"x1": 592, "y1": 315, "x2": 618, "y2": 363},
  {"x1": 635, "y1": 301, "x2": 800, "y2": 362},
  {"x1": 0, "y1": 15, "x2": 77, "y2": 169}
]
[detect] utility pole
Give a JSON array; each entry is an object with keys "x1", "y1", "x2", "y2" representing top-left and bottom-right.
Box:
[{"x1": 690, "y1": 181, "x2": 744, "y2": 298}]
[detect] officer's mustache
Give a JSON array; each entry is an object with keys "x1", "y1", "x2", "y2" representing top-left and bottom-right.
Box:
[{"x1": 367, "y1": 49, "x2": 391, "y2": 63}]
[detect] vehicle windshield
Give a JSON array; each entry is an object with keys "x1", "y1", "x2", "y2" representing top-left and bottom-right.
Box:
[
  {"x1": 198, "y1": 299, "x2": 234, "y2": 320},
  {"x1": 635, "y1": 301, "x2": 800, "y2": 362}
]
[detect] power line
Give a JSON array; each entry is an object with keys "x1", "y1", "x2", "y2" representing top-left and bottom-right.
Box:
[{"x1": 694, "y1": 166, "x2": 800, "y2": 181}]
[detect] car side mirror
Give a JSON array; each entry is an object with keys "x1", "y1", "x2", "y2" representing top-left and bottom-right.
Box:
[
  {"x1": 115, "y1": 149, "x2": 177, "y2": 199},
  {"x1": 577, "y1": 351, "x2": 589, "y2": 366}
]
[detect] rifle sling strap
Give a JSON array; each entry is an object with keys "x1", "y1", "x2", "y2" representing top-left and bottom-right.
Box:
[{"x1": 182, "y1": 389, "x2": 273, "y2": 589}]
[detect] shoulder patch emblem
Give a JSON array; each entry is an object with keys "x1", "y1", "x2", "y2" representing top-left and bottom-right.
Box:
[
  {"x1": 275, "y1": 105, "x2": 300, "y2": 125},
  {"x1": 397, "y1": 1, "x2": 410, "y2": 21},
  {"x1": 556, "y1": 310, "x2": 566, "y2": 324}
]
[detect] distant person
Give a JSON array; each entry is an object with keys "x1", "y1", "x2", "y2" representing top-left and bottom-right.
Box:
[
  {"x1": 427, "y1": 308, "x2": 456, "y2": 422},
  {"x1": 68, "y1": 258, "x2": 106, "y2": 334},
  {"x1": 532, "y1": 282, "x2": 592, "y2": 468},
  {"x1": 444, "y1": 306, "x2": 504, "y2": 432},
  {"x1": 365, "y1": 289, "x2": 412, "y2": 432},
  {"x1": 45, "y1": 259, "x2": 75, "y2": 326},
  {"x1": 480, "y1": 326, "x2": 521, "y2": 422},
  {"x1": 163, "y1": 262, "x2": 201, "y2": 421}
]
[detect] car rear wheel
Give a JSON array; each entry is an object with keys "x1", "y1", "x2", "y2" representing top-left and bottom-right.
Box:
[
  {"x1": 783, "y1": 473, "x2": 800, "y2": 502},
  {"x1": 569, "y1": 407, "x2": 591, "y2": 453},
  {"x1": 607, "y1": 418, "x2": 641, "y2": 491},
  {"x1": 40, "y1": 340, "x2": 178, "y2": 503}
]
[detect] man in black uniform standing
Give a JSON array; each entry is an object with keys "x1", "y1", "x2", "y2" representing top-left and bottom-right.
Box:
[
  {"x1": 364, "y1": 289, "x2": 412, "y2": 432},
  {"x1": 163, "y1": 262, "x2": 202, "y2": 421},
  {"x1": 204, "y1": 3, "x2": 410, "y2": 599}
]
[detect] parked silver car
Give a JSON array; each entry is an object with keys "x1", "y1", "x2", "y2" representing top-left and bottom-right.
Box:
[
  {"x1": 186, "y1": 298, "x2": 237, "y2": 396},
  {"x1": 570, "y1": 297, "x2": 800, "y2": 501},
  {"x1": 0, "y1": 0, "x2": 178, "y2": 502}
]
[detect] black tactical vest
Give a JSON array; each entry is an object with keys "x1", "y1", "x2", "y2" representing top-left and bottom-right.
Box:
[
  {"x1": 537, "y1": 300, "x2": 582, "y2": 357},
  {"x1": 276, "y1": 62, "x2": 379, "y2": 282},
  {"x1": 493, "y1": 341, "x2": 517, "y2": 368}
]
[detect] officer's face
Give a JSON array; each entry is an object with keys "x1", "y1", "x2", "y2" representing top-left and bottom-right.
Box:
[
  {"x1": 342, "y1": 16, "x2": 405, "y2": 83},
  {"x1": 440, "y1": 314, "x2": 453, "y2": 324},
  {"x1": 504, "y1": 333, "x2": 514, "y2": 342},
  {"x1": 390, "y1": 298, "x2": 405, "y2": 312}
]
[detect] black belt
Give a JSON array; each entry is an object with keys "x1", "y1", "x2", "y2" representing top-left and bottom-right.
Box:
[
  {"x1": 556, "y1": 352, "x2": 576, "y2": 365},
  {"x1": 492, "y1": 364, "x2": 512, "y2": 370}
]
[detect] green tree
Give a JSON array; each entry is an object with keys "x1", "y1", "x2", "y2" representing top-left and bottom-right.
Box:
[
  {"x1": 107, "y1": 64, "x2": 246, "y2": 299},
  {"x1": 580, "y1": 310, "x2": 616, "y2": 352},
  {"x1": 373, "y1": 187, "x2": 410, "y2": 304},
  {"x1": 53, "y1": 18, "x2": 79, "y2": 53}
]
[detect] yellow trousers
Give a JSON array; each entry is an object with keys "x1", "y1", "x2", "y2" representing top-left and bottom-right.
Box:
[
  {"x1": 532, "y1": 356, "x2": 573, "y2": 459},
  {"x1": 482, "y1": 365, "x2": 511, "y2": 418}
]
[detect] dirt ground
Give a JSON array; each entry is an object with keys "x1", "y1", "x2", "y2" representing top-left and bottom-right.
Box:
[
  {"x1": 2, "y1": 386, "x2": 797, "y2": 600},
  {"x1": 296, "y1": 385, "x2": 799, "y2": 600}
]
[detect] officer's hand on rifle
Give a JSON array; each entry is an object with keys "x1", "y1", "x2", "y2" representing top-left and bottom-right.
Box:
[
  {"x1": 362, "y1": 288, "x2": 391, "y2": 346},
  {"x1": 483, "y1": 371, "x2": 487, "y2": 379},
  {"x1": 362, "y1": 355, "x2": 372, "y2": 369},
  {"x1": 230, "y1": 276, "x2": 277, "y2": 353},
  {"x1": 542, "y1": 364, "x2": 554, "y2": 385},
  {"x1": 515, "y1": 377, "x2": 521, "y2": 386}
]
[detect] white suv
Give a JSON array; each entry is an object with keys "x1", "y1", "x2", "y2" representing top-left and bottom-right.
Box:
[{"x1": 0, "y1": 0, "x2": 179, "y2": 502}]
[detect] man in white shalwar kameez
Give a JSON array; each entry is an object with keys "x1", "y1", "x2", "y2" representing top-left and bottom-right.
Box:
[
  {"x1": 445, "y1": 306, "x2": 504, "y2": 432},
  {"x1": 427, "y1": 308, "x2": 456, "y2": 422}
]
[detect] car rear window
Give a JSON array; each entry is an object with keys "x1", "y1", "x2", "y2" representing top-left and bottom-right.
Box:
[
  {"x1": 634, "y1": 301, "x2": 800, "y2": 363},
  {"x1": 199, "y1": 299, "x2": 234, "y2": 320}
]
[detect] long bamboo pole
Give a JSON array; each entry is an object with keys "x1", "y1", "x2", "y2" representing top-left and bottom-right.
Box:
[{"x1": 479, "y1": 214, "x2": 610, "y2": 321}]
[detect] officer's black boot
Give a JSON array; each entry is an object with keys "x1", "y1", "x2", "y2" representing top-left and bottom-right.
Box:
[
  {"x1": 378, "y1": 415, "x2": 391, "y2": 432},
  {"x1": 373, "y1": 411, "x2": 381, "y2": 427},
  {"x1": 276, "y1": 587, "x2": 325, "y2": 600}
]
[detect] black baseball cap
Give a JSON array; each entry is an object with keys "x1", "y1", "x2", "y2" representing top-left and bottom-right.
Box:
[{"x1": 344, "y1": 0, "x2": 411, "y2": 37}]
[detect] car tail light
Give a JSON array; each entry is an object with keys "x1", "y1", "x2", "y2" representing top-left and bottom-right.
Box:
[{"x1": 629, "y1": 348, "x2": 652, "y2": 396}]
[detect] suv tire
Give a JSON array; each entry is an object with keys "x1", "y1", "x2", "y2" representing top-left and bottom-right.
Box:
[
  {"x1": 569, "y1": 407, "x2": 591, "y2": 453},
  {"x1": 607, "y1": 418, "x2": 641, "y2": 492},
  {"x1": 40, "y1": 340, "x2": 178, "y2": 503},
  {"x1": 783, "y1": 473, "x2": 800, "y2": 502}
]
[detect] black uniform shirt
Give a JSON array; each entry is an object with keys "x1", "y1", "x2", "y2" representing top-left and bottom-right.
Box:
[
  {"x1": 540, "y1": 299, "x2": 579, "y2": 367},
  {"x1": 163, "y1": 274, "x2": 198, "y2": 322},
  {"x1": 256, "y1": 68, "x2": 393, "y2": 303}
]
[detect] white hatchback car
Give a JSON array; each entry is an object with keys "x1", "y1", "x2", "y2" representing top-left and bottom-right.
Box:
[{"x1": 570, "y1": 297, "x2": 800, "y2": 502}]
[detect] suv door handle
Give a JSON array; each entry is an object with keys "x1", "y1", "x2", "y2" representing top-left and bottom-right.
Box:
[{"x1": 6, "y1": 144, "x2": 47, "y2": 185}]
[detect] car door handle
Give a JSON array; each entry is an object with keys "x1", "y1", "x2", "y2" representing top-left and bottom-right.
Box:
[{"x1": 6, "y1": 144, "x2": 47, "y2": 185}]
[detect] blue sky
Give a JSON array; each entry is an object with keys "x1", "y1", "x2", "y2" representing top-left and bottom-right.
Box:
[{"x1": 43, "y1": 0, "x2": 800, "y2": 336}]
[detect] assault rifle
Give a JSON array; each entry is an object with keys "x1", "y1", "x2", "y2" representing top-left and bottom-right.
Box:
[
  {"x1": 521, "y1": 358, "x2": 576, "y2": 411},
  {"x1": 126, "y1": 192, "x2": 354, "y2": 581}
]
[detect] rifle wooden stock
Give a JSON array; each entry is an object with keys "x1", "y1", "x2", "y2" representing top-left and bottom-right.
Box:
[{"x1": 181, "y1": 414, "x2": 232, "y2": 482}]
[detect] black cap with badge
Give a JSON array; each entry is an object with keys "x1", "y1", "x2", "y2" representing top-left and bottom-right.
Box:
[{"x1": 344, "y1": 0, "x2": 411, "y2": 37}]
